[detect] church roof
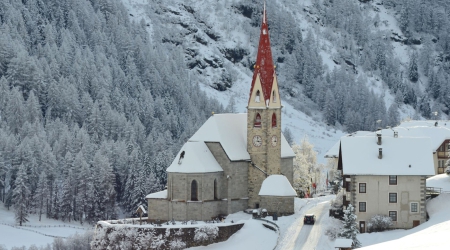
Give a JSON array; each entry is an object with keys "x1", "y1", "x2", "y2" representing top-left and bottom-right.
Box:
[
  {"x1": 259, "y1": 175, "x2": 296, "y2": 197},
  {"x1": 166, "y1": 141, "x2": 223, "y2": 173},
  {"x1": 146, "y1": 189, "x2": 167, "y2": 199},
  {"x1": 249, "y1": 4, "x2": 276, "y2": 104},
  {"x1": 190, "y1": 113, "x2": 295, "y2": 161}
]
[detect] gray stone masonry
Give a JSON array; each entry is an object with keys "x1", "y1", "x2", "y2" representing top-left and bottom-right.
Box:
[{"x1": 260, "y1": 196, "x2": 294, "y2": 215}]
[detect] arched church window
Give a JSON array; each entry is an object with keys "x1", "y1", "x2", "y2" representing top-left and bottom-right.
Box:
[
  {"x1": 191, "y1": 180, "x2": 198, "y2": 201},
  {"x1": 255, "y1": 90, "x2": 261, "y2": 103},
  {"x1": 272, "y1": 113, "x2": 277, "y2": 128},
  {"x1": 272, "y1": 90, "x2": 277, "y2": 102},
  {"x1": 254, "y1": 113, "x2": 261, "y2": 127},
  {"x1": 214, "y1": 179, "x2": 218, "y2": 200}
]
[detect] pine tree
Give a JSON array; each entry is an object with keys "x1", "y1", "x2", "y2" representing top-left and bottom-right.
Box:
[
  {"x1": 34, "y1": 172, "x2": 49, "y2": 221},
  {"x1": 409, "y1": 51, "x2": 418, "y2": 82},
  {"x1": 13, "y1": 164, "x2": 30, "y2": 226},
  {"x1": 338, "y1": 204, "x2": 361, "y2": 248}
]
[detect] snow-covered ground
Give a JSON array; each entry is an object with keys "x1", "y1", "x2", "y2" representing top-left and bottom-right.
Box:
[
  {"x1": 0, "y1": 204, "x2": 92, "y2": 249},
  {"x1": 190, "y1": 195, "x2": 335, "y2": 250}
]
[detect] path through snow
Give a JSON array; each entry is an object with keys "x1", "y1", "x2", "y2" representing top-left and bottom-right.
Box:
[{"x1": 275, "y1": 196, "x2": 334, "y2": 250}]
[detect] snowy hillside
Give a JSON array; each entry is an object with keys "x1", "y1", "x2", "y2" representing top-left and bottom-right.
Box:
[{"x1": 122, "y1": 0, "x2": 450, "y2": 160}]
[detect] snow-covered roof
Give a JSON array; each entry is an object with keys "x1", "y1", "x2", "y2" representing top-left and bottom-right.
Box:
[
  {"x1": 146, "y1": 189, "x2": 167, "y2": 199},
  {"x1": 326, "y1": 121, "x2": 450, "y2": 159},
  {"x1": 341, "y1": 136, "x2": 435, "y2": 176},
  {"x1": 259, "y1": 175, "x2": 296, "y2": 197},
  {"x1": 136, "y1": 205, "x2": 147, "y2": 214},
  {"x1": 190, "y1": 113, "x2": 295, "y2": 160},
  {"x1": 334, "y1": 238, "x2": 353, "y2": 248},
  {"x1": 166, "y1": 141, "x2": 223, "y2": 173},
  {"x1": 394, "y1": 120, "x2": 450, "y2": 150},
  {"x1": 324, "y1": 131, "x2": 372, "y2": 158}
]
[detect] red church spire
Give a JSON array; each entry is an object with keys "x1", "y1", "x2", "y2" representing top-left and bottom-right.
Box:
[{"x1": 249, "y1": 3, "x2": 275, "y2": 104}]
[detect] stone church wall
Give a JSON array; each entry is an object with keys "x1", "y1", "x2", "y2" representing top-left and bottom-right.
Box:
[
  {"x1": 230, "y1": 199, "x2": 248, "y2": 213},
  {"x1": 260, "y1": 196, "x2": 294, "y2": 215},
  {"x1": 206, "y1": 142, "x2": 249, "y2": 200},
  {"x1": 148, "y1": 199, "x2": 169, "y2": 221},
  {"x1": 281, "y1": 157, "x2": 294, "y2": 185}
]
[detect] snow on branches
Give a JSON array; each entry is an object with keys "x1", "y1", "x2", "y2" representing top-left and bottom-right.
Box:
[{"x1": 338, "y1": 204, "x2": 361, "y2": 248}]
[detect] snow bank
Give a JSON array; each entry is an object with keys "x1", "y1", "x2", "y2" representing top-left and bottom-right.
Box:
[
  {"x1": 426, "y1": 174, "x2": 450, "y2": 192},
  {"x1": 359, "y1": 194, "x2": 450, "y2": 249}
]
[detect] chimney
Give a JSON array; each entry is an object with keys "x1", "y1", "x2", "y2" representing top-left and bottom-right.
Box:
[
  {"x1": 377, "y1": 133, "x2": 382, "y2": 145},
  {"x1": 378, "y1": 148, "x2": 383, "y2": 159},
  {"x1": 394, "y1": 131, "x2": 398, "y2": 138}
]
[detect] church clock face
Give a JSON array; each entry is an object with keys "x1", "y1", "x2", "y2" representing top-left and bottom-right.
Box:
[
  {"x1": 271, "y1": 135, "x2": 278, "y2": 147},
  {"x1": 252, "y1": 135, "x2": 262, "y2": 147}
]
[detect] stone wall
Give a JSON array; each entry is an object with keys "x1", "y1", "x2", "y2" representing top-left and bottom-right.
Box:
[
  {"x1": 206, "y1": 142, "x2": 248, "y2": 200},
  {"x1": 281, "y1": 157, "x2": 294, "y2": 185},
  {"x1": 148, "y1": 199, "x2": 169, "y2": 221},
  {"x1": 260, "y1": 196, "x2": 294, "y2": 215},
  {"x1": 94, "y1": 223, "x2": 244, "y2": 249},
  {"x1": 148, "y1": 199, "x2": 228, "y2": 222}
]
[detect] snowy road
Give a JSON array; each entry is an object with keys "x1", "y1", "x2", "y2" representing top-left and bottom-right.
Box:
[{"x1": 276, "y1": 196, "x2": 333, "y2": 250}]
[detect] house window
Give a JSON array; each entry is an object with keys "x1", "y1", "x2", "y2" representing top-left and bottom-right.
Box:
[
  {"x1": 254, "y1": 113, "x2": 261, "y2": 127},
  {"x1": 255, "y1": 90, "x2": 261, "y2": 103},
  {"x1": 389, "y1": 211, "x2": 397, "y2": 221},
  {"x1": 272, "y1": 90, "x2": 277, "y2": 102},
  {"x1": 389, "y1": 193, "x2": 397, "y2": 203},
  {"x1": 359, "y1": 183, "x2": 366, "y2": 193},
  {"x1": 214, "y1": 179, "x2": 218, "y2": 200},
  {"x1": 191, "y1": 180, "x2": 198, "y2": 201},
  {"x1": 389, "y1": 175, "x2": 397, "y2": 185},
  {"x1": 411, "y1": 202, "x2": 418, "y2": 213},
  {"x1": 272, "y1": 113, "x2": 277, "y2": 128},
  {"x1": 359, "y1": 202, "x2": 366, "y2": 212}
]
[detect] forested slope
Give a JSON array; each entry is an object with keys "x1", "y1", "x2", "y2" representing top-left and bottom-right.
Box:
[{"x1": 0, "y1": 0, "x2": 222, "y2": 223}]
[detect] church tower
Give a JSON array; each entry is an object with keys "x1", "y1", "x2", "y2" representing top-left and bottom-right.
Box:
[{"x1": 247, "y1": 4, "x2": 282, "y2": 208}]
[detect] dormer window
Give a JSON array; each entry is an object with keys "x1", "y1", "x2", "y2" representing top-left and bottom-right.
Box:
[
  {"x1": 178, "y1": 151, "x2": 185, "y2": 165},
  {"x1": 255, "y1": 90, "x2": 261, "y2": 103},
  {"x1": 254, "y1": 113, "x2": 261, "y2": 127},
  {"x1": 272, "y1": 113, "x2": 277, "y2": 128},
  {"x1": 272, "y1": 90, "x2": 277, "y2": 102}
]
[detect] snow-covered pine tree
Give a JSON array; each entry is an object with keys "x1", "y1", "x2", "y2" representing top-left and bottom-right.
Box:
[
  {"x1": 13, "y1": 164, "x2": 30, "y2": 226},
  {"x1": 408, "y1": 50, "x2": 419, "y2": 83},
  {"x1": 34, "y1": 172, "x2": 48, "y2": 221},
  {"x1": 338, "y1": 204, "x2": 361, "y2": 248},
  {"x1": 283, "y1": 127, "x2": 294, "y2": 146}
]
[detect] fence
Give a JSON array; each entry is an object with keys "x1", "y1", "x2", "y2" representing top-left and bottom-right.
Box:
[{"x1": 0, "y1": 222, "x2": 92, "y2": 238}]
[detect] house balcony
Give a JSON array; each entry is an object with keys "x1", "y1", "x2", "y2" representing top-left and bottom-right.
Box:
[{"x1": 437, "y1": 151, "x2": 450, "y2": 158}]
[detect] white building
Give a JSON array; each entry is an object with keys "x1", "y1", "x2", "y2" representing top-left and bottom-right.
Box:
[{"x1": 338, "y1": 133, "x2": 435, "y2": 231}]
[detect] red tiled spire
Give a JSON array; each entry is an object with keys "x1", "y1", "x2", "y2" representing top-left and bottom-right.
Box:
[{"x1": 249, "y1": 3, "x2": 275, "y2": 104}]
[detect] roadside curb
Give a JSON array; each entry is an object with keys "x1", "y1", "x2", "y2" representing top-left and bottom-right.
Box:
[{"x1": 254, "y1": 218, "x2": 280, "y2": 250}]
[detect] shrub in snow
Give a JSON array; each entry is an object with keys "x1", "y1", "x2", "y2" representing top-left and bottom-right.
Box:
[
  {"x1": 367, "y1": 214, "x2": 393, "y2": 232},
  {"x1": 331, "y1": 192, "x2": 343, "y2": 209},
  {"x1": 151, "y1": 233, "x2": 167, "y2": 250},
  {"x1": 325, "y1": 218, "x2": 342, "y2": 240},
  {"x1": 194, "y1": 225, "x2": 219, "y2": 243},
  {"x1": 338, "y1": 204, "x2": 361, "y2": 248},
  {"x1": 169, "y1": 239, "x2": 187, "y2": 250}
]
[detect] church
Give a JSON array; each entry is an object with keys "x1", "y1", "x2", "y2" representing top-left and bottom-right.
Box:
[{"x1": 146, "y1": 5, "x2": 296, "y2": 221}]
